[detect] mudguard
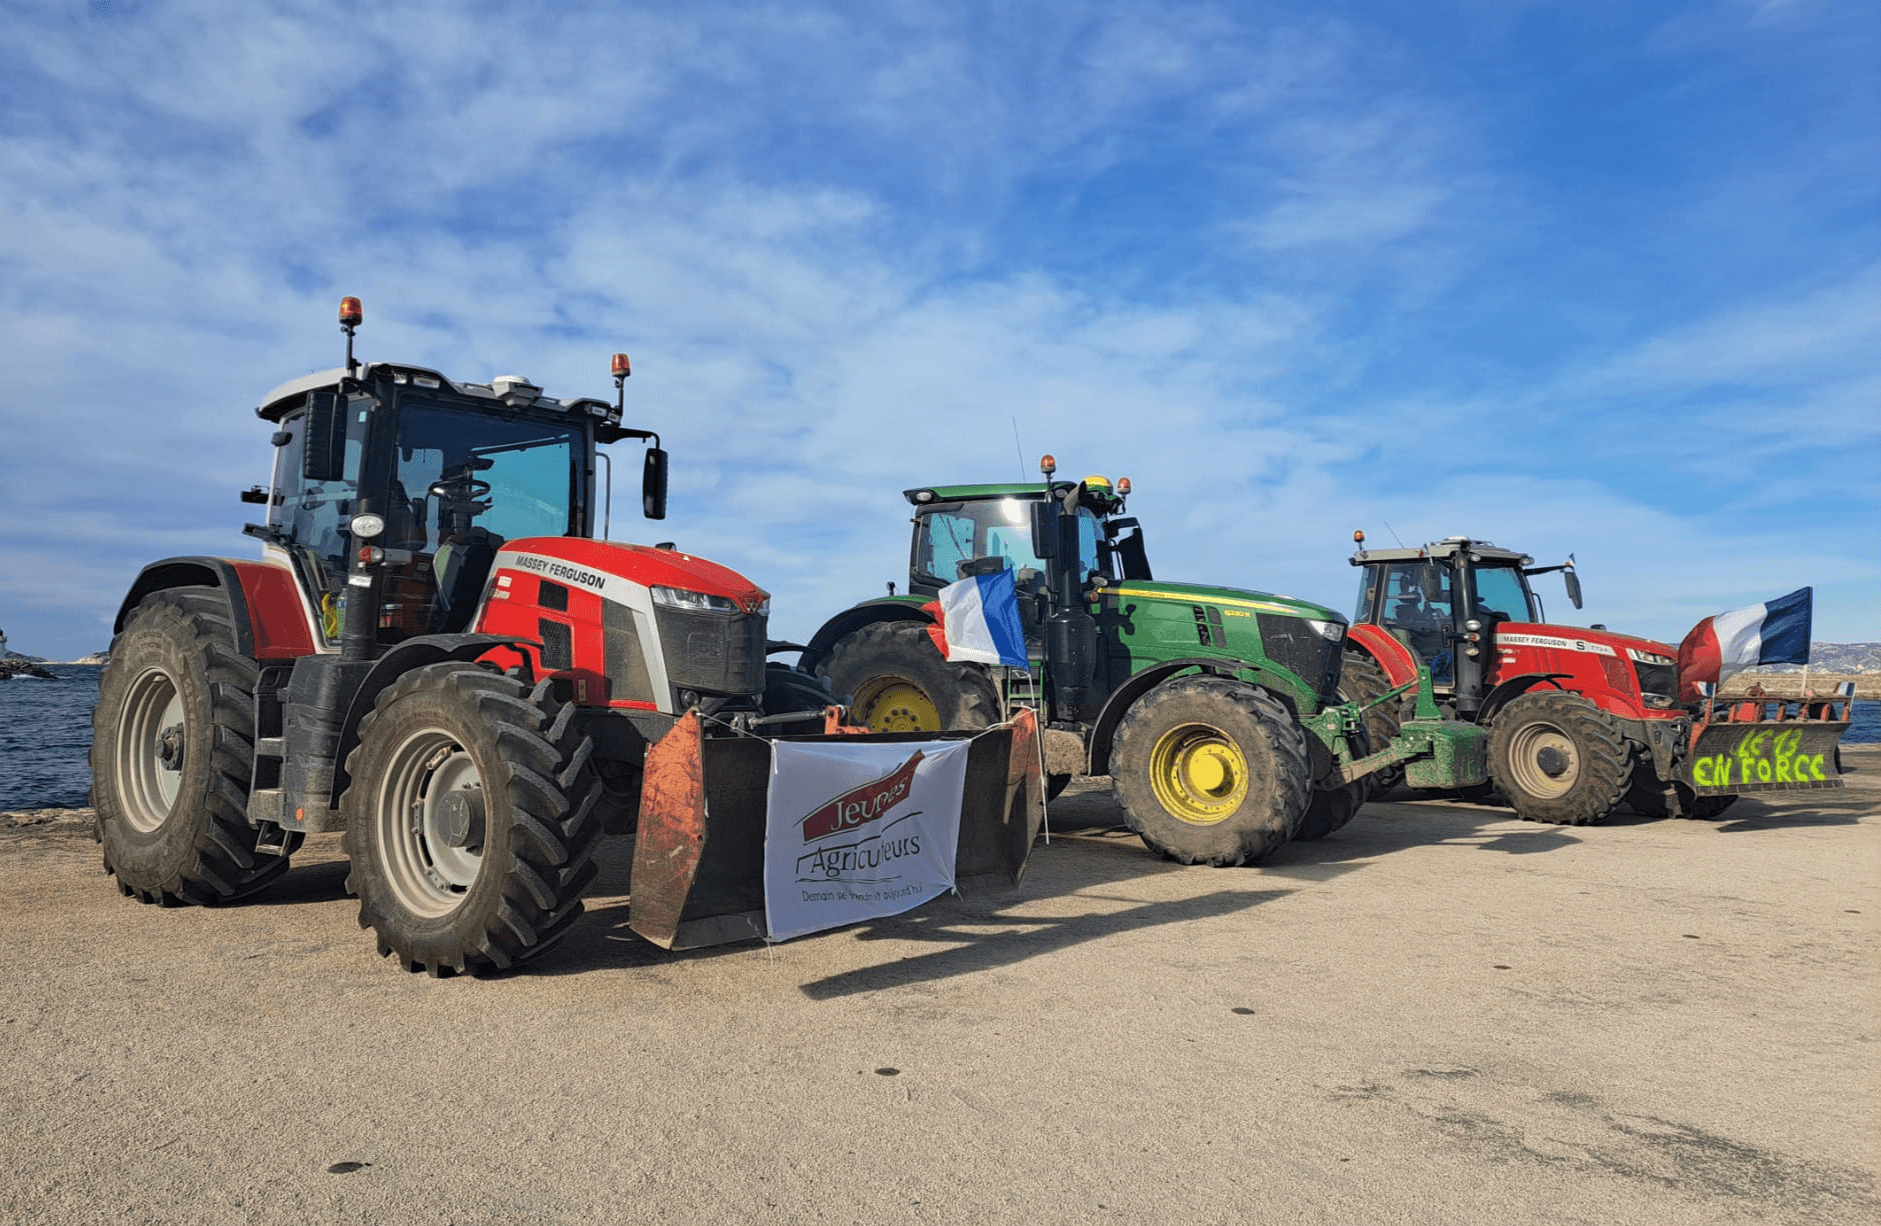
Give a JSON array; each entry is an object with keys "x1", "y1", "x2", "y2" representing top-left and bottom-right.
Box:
[{"x1": 630, "y1": 708, "x2": 1044, "y2": 950}]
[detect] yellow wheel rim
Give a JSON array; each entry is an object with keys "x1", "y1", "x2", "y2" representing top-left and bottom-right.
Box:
[
  {"x1": 1148, "y1": 723, "x2": 1249, "y2": 825},
  {"x1": 851, "y1": 678, "x2": 942, "y2": 733}
]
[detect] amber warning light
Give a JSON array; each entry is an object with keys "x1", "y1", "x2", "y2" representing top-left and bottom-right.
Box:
[
  {"x1": 338, "y1": 297, "x2": 363, "y2": 328},
  {"x1": 1353, "y1": 529, "x2": 1366, "y2": 544},
  {"x1": 612, "y1": 353, "x2": 632, "y2": 378},
  {"x1": 1040, "y1": 454, "x2": 1057, "y2": 475},
  {"x1": 1118, "y1": 477, "x2": 1131, "y2": 496}
]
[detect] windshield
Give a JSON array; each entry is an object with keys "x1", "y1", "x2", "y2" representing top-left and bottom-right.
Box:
[
  {"x1": 386, "y1": 404, "x2": 582, "y2": 552},
  {"x1": 1471, "y1": 565, "x2": 1537, "y2": 624},
  {"x1": 914, "y1": 499, "x2": 1104, "y2": 587}
]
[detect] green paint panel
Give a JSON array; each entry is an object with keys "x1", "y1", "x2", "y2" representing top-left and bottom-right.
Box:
[{"x1": 1400, "y1": 720, "x2": 1490, "y2": 789}]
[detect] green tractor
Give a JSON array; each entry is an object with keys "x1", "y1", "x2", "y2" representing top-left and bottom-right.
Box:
[{"x1": 797, "y1": 458, "x2": 1488, "y2": 865}]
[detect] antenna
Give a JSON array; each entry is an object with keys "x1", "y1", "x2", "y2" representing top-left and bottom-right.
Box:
[
  {"x1": 1383, "y1": 520, "x2": 1406, "y2": 547},
  {"x1": 1011, "y1": 418, "x2": 1026, "y2": 481}
]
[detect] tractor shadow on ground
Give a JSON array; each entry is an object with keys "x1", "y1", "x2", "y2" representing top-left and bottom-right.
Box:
[{"x1": 536, "y1": 819, "x2": 1319, "y2": 981}]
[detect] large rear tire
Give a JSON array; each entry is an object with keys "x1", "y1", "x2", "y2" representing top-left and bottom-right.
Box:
[
  {"x1": 1343, "y1": 653, "x2": 1405, "y2": 798},
  {"x1": 817, "y1": 621, "x2": 1000, "y2": 733},
  {"x1": 1487, "y1": 691, "x2": 1632, "y2": 826},
  {"x1": 90, "y1": 587, "x2": 291, "y2": 905},
  {"x1": 1294, "y1": 658, "x2": 1396, "y2": 841},
  {"x1": 1112, "y1": 676, "x2": 1311, "y2": 866},
  {"x1": 341, "y1": 663, "x2": 602, "y2": 976}
]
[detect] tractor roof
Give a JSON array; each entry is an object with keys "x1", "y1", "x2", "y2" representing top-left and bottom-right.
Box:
[
  {"x1": 254, "y1": 363, "x2": 616, "y2": 425},
  {"x1": 1350, "y1": 536, "x2": 1534, "y2": 567},
  {"x1": 904, "y1": 482, "x2": 1054, "y2": 504}
]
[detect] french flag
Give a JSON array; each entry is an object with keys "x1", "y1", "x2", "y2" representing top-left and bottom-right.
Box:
[
  {"x1": 923, "y1": 569, "x2": 1029, "y2": 668},
  {"x1": 1676, "y1": 587, "x2": 1812, "y2": 703}
]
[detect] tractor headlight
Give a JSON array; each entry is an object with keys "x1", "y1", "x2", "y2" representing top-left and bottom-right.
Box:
[
  {"x1": 651, "y1": 586, "x2": 739, "y2": 614},
  {"x1": 1303, "y1": 618, "x2": 1345, "y2": 643},
  {"x1": 349, "y1": 514, "x2": 385, "y2": 540}
]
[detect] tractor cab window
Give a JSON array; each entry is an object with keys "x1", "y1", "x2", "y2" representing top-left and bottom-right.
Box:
[
  {"x1": 1377, "y1": 561, "x2": 1455, "y2": 682},
  {"x1": 914, "y1": 499, "x2": 1105, "y2": 594},
  {"x1": 378, "y1": 403, "x2": 584, "y2": 640},
  {"x1": 1470, "y1": 565, "x2": 1536, "y2": 625},
  {"x1": 268, "y1": 401, "x2": 367, "y2": 586}
]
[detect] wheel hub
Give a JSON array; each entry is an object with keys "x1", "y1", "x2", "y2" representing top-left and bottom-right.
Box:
[
  {"x1": 157, "y1": 723, "x2": 187, "y2": 772},
  {"x1": 435, "y1": 788, "x2": 486, "y2": 850},
  {"x1": 858, "y1": 679, "x2": 941, "y2": 733},
  {"x1": 1148, "y1": 724, "x2": 1249, "y2": 826},
  {"x1": 1535, "y1": 746, "x2": 1569, "y2": 777}
]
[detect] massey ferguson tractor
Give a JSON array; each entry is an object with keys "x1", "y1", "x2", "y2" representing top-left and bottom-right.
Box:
[
  {"x1": 1342, "y1": 534, "x2": 1850, "y2": 824},
  {"x1": 89, "y1": 300, "x2": 1040, "y2": 975},
  {"x1": 794, "y1": 461, "x2": 1488, "y2": 866}
]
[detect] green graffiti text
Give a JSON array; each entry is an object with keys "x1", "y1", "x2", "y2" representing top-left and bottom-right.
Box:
[{"x1": 1690, "y1": 728, "x2": 1827, "y2": 789}]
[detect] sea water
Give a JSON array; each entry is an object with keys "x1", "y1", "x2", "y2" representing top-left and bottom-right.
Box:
[
  {"x1": 0, "y1": 667, "x2": 1876, "y2": 811},
  {"x1": 0, "y1": 664, "x2": 103, "y2": 810}
]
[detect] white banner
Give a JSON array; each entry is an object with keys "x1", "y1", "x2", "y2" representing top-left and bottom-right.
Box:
[{"x1": 764, "y1": 738, "x2": 971, "y2": 942}]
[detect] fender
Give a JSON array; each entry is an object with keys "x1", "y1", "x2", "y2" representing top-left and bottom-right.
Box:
[
  {"x1": 115, "y1": 556, "x2": 315, "y2": 659},
  {"x1": 1347, "y1": 623, "x2": 1418, "y2": 687},
  {"x1": 801, "y1": 596, "x2": 934, "y2": 673},
  {"x1": 1477, "y1": 674, "x2": 1569, "y2": 724},
  {"x1": 326, "y1": 633, "x2": 538, "y2": 806},
  {"x1": 1085, "y1": 656, "x2": 1296, "y2": 777}
]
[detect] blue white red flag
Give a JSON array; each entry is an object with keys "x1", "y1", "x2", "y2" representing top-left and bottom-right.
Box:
[
  {"x1": 924, "y1": 569, "x2": 1029, "y2": 668},
  {"x1": 1676, "y1": 587, "x2": 1812, "y2": 703}
]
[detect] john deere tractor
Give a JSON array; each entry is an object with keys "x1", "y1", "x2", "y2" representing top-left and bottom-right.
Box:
[{"x1": 797, "y1": 460, "x2": 1487, "y2": 866}]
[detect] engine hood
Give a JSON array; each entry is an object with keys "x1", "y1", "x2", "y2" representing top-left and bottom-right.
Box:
[{"x1": 1107, "y1": 581, "x2": 1346, "y2": 625}]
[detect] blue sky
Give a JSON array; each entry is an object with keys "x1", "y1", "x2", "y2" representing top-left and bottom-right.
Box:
[{"x1": 0, "y1": 0, "x2": 1876, "y2": 662}]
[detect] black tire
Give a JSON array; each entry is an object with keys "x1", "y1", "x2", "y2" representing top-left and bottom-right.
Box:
[
  {"x1": 1343, "y1": 653, "x2": 1405, "y2": 798},
  {"x1": 1111, "y1": 676, "x2": 1312, "y2": 866},
  {"x1": 1487, "y1": 690, "x2": 1633, "y2": 825},
  {"x1": 90, "y1": 587, "x2": 290, "y2": 905},
  {"x1": 1294, "y1": 658, "x2": 1394, "y2": 841},
  {"x1": 1626, "y1": 774, "x2": 1740, "y2": 820},
  {"x1": 762, "y1": 660, "x2": 841, "y2": 736},
  {"x1": 341, "y1": 663, "x2": 602, "y2": 976},
  {"x1": 817, "y1": 621, "x2": 1001, "y2": 733}
]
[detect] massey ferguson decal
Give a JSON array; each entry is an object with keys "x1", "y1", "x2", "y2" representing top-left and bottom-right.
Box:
[
  {"x1": 1496, "y1": 633, "x2": 1617, "y2": 656},
  {"x1": 763, "y1": 739, "x2": 972, "y2": 942}
]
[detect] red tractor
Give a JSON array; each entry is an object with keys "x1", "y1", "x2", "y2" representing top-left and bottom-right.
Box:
[
  {"x1": 89, "y1": 301, "x2": 1038, "y2": 974},
  {"x1": 1342, "y1": 535, "x2": 1849, "y2": 824}
]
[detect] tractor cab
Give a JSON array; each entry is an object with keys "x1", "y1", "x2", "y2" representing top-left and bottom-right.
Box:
[
  {"x1": 902, "y1": 477, "x2": 1150, "y2": 622},
  {"x1": 1351, "y1": 536, "x2": 1578, "y2": 713},
  {"x1": 248, "y1": 323, "x2": 664, "y2": 654}
]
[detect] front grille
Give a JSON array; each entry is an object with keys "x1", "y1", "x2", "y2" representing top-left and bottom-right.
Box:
[
  {"x1": 1257, "y1": 613, "x2": 1344, "y2": 703},
  {"x1": 1633, "y1": 658, "x2": 1678, "y2": 708},
  {"x1": 654, "y1": 605, "x2": 767, "y2": 697}
]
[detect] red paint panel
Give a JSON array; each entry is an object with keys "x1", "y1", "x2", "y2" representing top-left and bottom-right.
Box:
[
  {"x1": 1347, "y1": 623, "x2": 1418, "y2": 686},
  {"x1": 230, "y1": 561, "x2": 315, "y2": 658},
  {"x1": 505, "y1": 536, "x2": 768, "y2": 610}
]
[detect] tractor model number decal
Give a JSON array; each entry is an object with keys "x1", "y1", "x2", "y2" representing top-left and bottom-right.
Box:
[
  {"x1": 1691, "y1": 729, "x2": 1829, "y2": 789},
  {"x1": 1495, "y1": 633, "x2": 1616, "y2": 656}
]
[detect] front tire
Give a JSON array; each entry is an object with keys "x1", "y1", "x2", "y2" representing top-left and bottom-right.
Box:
[
  {"x1": 817, "y1": 621, "x2": 1001, "y2": 733},
  {"x1": 1626, "y1": 774, "x2": 1739, "y2": 820},
  {"x1": 341, "y1": 663, "x2": 602, "y2": 976},
  {"x1": 1487, "y1": 691, "x2": 1632, "y2": 825},
  {"x1": 90, "y1": 587, "x2": 289, "y2": 905},
  {"x1": 1111, "y1": 676, "x2": 1311, "y2": 866}
]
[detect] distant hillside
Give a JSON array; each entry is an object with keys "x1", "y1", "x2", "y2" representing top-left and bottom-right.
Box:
[{"x1": 1743, "y1": 642, "x2": 1881, "y2": 674}]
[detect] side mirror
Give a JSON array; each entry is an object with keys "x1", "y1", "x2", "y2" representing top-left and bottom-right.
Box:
[
  {"x1": 1565, "y1": 568, "x2": 1583, "y2": 610},
  {"x1": 302, "y1": 391, "x2": 347, "y2": 483},
  {"x1": 642, "y1": 447, "x2": 668, "y2": 521},
  {"x1": 1030, "y1": 501, "x2": 1058, "y2": 559}
]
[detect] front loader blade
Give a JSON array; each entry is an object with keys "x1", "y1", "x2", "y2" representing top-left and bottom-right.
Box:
[
  {"x1": 1683, "y1": 716, "x2": 1848, "y2": 796},
  {"x1": 628, "y1": 710, "x2": 1045, "y2": 951}
]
